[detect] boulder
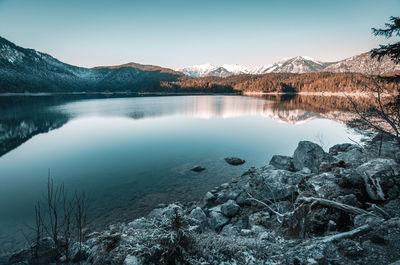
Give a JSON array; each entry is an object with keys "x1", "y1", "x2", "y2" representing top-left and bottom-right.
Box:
[
  {"x1": 334, "y1": 147, "x2": 366, "y2": 168},
  {"x1": 189, "y1": 207, "x2": 207, "y2": 225},
  {"x1": 269, "y1": 155, "x2": 295, "y2": 171},
  {"x1": 224, "y1": 157, "x2": 246, "y2": 166},
  {"x1": 208, "y1": 206, "x2": 229, "y2": 230},
  {"x1": 221, "y1": 200, "x2": 240, "y2": 217},
  {"x1": 329, "y1": 143, "x2": 355, "y2": 155},
  {"x1": 293, "y1": 141, "x2": 328, "y2": 173},
  {"x1": 148, "y1": 204, "x2": 183, "y2": 219},
  {"x1": 356, "y1": 158, "x2": 400, "y2": 201},
  {"x1": 300, "y1": 172, "x2": 343, "y2": 199},
  {"x1": 200, "y1": 191, "x2": 215, "y2": 208},
  {"x1": 249, "y1": 167, "x2": 304, "y2": 201}
]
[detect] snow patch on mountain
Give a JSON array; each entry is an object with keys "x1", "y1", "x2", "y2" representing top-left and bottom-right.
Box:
[{"x1": 179, "y1": 56, "x2": 330, "y2": 77}]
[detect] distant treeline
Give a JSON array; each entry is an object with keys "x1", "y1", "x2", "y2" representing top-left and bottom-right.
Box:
[{"x1": 161, "y1": 72, "x2": 399, "y2": 94}]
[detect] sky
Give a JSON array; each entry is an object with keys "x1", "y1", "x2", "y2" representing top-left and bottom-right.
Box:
[{"x1": 0, "y1": 0, "x2": 399, "y2": 69}]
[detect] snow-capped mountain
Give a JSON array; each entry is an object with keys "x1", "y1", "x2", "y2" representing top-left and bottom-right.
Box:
[
  {"x1": 179, "y1": 53, "x2": 400, "y2": 77},
  {"x1": 179, "y1": 56, "x2": 330, "y2": 77},
  {"x1": 323, "y1": 52, "x2": 400, "y2": 75},
  {"x1": 264, "y1": 56, "x2": 330, "y2": 74}
]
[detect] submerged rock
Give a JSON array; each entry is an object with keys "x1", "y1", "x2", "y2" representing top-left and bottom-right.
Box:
[
  {"x1": 191, "y1": 166, "x2": 206, "y2": 172},
  {"x1": 224, "y1": 157, "x2": 246, "y2": 166}
]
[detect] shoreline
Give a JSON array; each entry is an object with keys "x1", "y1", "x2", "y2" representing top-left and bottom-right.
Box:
[
  {"x1": 0, "y1": 92, "x2": 242, "y2": 97},
  {"x1": 243, "y1": 91, "x2": 399, "y2": 97},
  {"x1": 0, "y1": 91, "x2": 398, "y2": 97},
  {"x1": 6, "y1": 136, "x2": 400, "y2": 265}
]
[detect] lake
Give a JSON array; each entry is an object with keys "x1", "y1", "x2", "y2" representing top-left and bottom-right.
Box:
[{"x1": 0, "y1": 94, "x2": 364, "y2": 253}]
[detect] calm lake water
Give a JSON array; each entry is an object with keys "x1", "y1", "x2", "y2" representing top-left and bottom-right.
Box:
[{"x1": 0, "y1": 94, "x2": 363, "y2": 252}]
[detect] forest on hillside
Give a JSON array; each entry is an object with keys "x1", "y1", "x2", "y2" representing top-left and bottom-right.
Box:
[{"x1": 160, "y1": 72, "x2": 399, "y2": 94}]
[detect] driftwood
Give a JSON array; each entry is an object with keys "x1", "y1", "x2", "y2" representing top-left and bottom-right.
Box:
[
  {"x1": 246, "y1": 192, "x2": 285, "y2": 223},
  {"x1": 299, "y1": 197, "x2": 377, "y2": 217},
  {"x1": 321, "y1": 224, "x2": 371, "y2": 243}
]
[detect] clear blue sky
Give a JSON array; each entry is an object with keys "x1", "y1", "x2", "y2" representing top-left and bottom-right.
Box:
[{"x1": 0, "y1": 0, "x2": 398, "y2": 68}]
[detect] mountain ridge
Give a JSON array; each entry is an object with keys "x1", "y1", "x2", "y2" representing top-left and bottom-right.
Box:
[
  {"x1": 0, "y1": 35, "x2": 399, "y2": 94},
  {"x1": 179, "y1": 53, "x2": 400, "y2": 77}
]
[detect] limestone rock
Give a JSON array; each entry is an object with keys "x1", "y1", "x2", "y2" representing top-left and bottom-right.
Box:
[
  {"x1": 293, "y1": 141, "x2": 328, "y2": 173},
  {"x1": 221, "y1": 200, "x2": 240, "y2": 217},
  {"x1": 269, "y1": 155, "x2": 295, "y2": 171}
]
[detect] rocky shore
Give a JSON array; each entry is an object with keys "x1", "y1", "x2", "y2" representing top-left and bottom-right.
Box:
[{"x1": 7, "y1": 135, "x2": 400, "y2": 265}]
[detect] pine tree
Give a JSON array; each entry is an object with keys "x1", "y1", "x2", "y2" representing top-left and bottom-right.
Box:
[{"x1": 371, "y1": 16, "x2": 400, "y2": 63}]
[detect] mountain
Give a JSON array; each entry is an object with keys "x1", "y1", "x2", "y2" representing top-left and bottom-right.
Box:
[
  {"x1": 179, "y1": 53, "x2": 400, "y2": 77},
  {"x1": 323, "y1": 52, "x2": 400, "y2": 75},
  {"x1": 264, "y1": 56, "x2": 330, "y2": 74},
  {"x1": 93, "y1": 62, "x2": 181, "y2": 75},
  {"x1": 0, "y1": 36, "x2": 182, "y2": 93},
  {"x1": 179, "y1": 56, "x2": 330, "y2": 77}
]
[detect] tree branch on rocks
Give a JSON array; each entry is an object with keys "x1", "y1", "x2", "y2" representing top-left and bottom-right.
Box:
[
  {"x1": 246, "y1": 192, "x2": 285, "y2": 223},
  {"x1": 298, "y1": 197, "x2": 377, "y2": 217},
  {"x1": 320, "y1": 224, "x2": 372, "y2": 243},
  {"x1": 366, "y1": 203, "x2": 392, "y2": 219}
]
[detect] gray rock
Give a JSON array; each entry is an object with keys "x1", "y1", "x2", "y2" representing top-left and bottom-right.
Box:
[
  {"x1": 191, "y1": 166, "x2": 205, "y2": 172},
  {"x1": 306, "y1": 172, "x2": 343, "y2": 199},
  {"x1": 356, "y1": 158, "x2": 400, "y2": 200},
  {"x1": 200, "y1": 191, "x2": 215, "y2": 208},
  {"x1": 329, "y1": 143, "x2": 355, "y2": 155},
  {"x1": 249, "y1": 168, "x2": 304, "y2": 201},
  {"x1": 269, "y1": 155, "x2": 295, "y2": 171},
  {"x1": 293, "y1": 141, "x2": 328, "y2": 173},
  {"x1": 189, "y1": 207, "x2": 207, "y2": 224},
  {"x1": 235, "y1": 192, "x2": 249, "y2": 205},
  {"x1": 224, "y1": 157, "x2": 246, "y2": 166},
  {"x1": 220, "y1": 224, "x2": 238, "y2": 236},
  {"x1": 221, "y1": 200, "x2": 240, "y2": 217},
  {"x1": 208, "y1": 206, "x2": 229, "y2": 230},
  {"x1": 334, "y1": 147, "x2": 366, "y2": 168},
  {"x1": 148, "y1": 204, "x2": 183, "y2": 219}
]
